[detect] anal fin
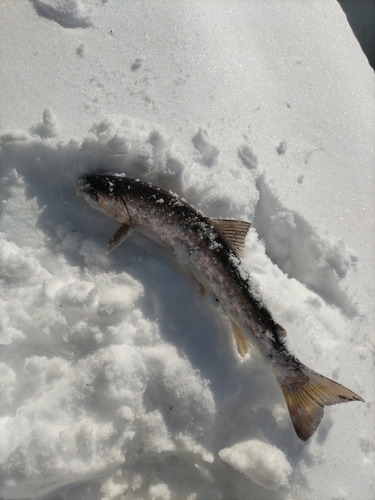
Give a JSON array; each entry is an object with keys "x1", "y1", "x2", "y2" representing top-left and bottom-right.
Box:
[
  {"x1": 106, "y1": 224, "x2": 133, "y2": 253},
  {"x1": 231, "y1": 321, "x2": 251, "y2": 357}
]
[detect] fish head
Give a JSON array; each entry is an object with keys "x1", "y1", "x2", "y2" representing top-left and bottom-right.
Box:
[{"x1": 77, "y1": 174, "x2": 131, "y2": 223}]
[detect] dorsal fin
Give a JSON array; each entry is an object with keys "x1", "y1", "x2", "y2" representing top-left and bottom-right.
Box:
[{"x1": 208, "y1": 218, "x2": 251, "y2": 258}]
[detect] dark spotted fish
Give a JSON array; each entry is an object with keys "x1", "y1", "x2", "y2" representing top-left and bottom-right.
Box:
[{"x1": 77, "y1": 173, "x2": 363, "y2": 441}]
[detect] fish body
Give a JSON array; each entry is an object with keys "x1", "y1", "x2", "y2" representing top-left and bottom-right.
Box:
[{"x1": 77, "y1": 173, "x2": 363, "y2": 440}]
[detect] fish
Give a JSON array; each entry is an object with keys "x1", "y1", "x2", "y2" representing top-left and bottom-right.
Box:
[{"x1": 77, "y1": 173, "x2": 364, "y2": 441}]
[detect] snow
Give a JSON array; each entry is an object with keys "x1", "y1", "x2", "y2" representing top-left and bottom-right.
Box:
[
  {"x1": 219, "y1": 439, "x2": 292, "y2": 490},
  {"x1": 0, "y1": 1, "x2": 374, "y2": 499}
]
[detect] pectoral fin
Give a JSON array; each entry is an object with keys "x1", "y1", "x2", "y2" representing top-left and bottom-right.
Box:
[{"x1": 106, "y1": 224, "x2": 133, "y2": 253}]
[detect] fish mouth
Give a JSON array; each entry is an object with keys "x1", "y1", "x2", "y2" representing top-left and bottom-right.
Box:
[
  {"x1": 77, "y1": 174, "x2": 90, "y2": 191},
  {"x1": 76, "y1": 175, "x2": 98, "y2": 200}
]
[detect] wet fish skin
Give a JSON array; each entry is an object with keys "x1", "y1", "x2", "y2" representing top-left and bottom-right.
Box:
[{"x1": 77, "y1": 173, "x2": 364, "y2": 441}]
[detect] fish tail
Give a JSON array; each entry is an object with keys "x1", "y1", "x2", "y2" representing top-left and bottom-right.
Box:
[{"x1": 275, "y1": 364, "x2": 364, "y2": 441}]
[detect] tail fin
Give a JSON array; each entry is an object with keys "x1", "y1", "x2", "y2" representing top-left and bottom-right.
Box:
[{"x1": 276, "y1": 367, "x2": 364, "y2": 441}]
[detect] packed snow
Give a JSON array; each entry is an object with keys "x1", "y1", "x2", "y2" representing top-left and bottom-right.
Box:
[
  {"x1": 219, "y1": 440, "x2": 292, "y2": 490},
  {"x1": 0, "y1": 1, "x2": 374, "y2": 499}
]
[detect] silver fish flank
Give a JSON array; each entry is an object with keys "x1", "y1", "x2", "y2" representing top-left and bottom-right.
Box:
[{"x1": 77, "y1": 173, "x2": 363, "y2": 441}]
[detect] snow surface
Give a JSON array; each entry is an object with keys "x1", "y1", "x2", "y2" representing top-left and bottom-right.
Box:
[{"x1": 0, "y1": 1, "x2": 374, "y2": 499}]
